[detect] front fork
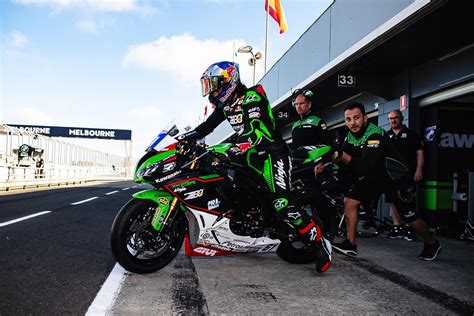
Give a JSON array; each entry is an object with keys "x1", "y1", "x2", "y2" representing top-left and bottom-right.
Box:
[{"x1": 132, "y1": 190, "x2": 180, "y2": 232}]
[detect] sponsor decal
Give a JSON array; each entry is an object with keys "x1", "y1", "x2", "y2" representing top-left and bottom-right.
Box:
[
  {"x1": 221, "y1": 241, "x2": 243, "y2": 249},
  {"x1": 173, "y1": 187, "x2": 187, "y2": 193},
  {"x1": 274, "y1": 159, "x2": 287, "y2": 190},
  {"x1": 219, "y1": 82, "x2": 237, "y2": 103},
  {"x1": 260, "y1": 243, "x2": 279, "y2": 252},
  {"x1": 171, "y1": 180, "x2": 196, "y2": 188},
  {"x1": 424, "y1": 125, "x2": 437, "y2": 142},
  {"x1": 151, "y1": 207, "x2": 162, "y2": 226},
  {"x1": 248, "y1": 107, "x2": 260, "y2": 113},
  {"x1": 286, "y1": 211, "x2": 301, "y2": 220},
  {"x1": 211, "y1": 243, "x2": 233, "y2": 251},
  {"x1": 367, "y1": 140, "x2": 380, "y2": 148},
  {"x1": 249, "y1": 112, "x2": 261, "y2": 119},
  {"x1": 201, "y1": 233, "x2": 212, "y2": 239},
  {"x1": 156, "y1": 170, "x2": 181, "y2": 183},
  {"x1": 184, "y1": 189, "x2": 204, "y2": 200},
  {"x1": 273, "y1": 198, "x2": 288, "y2": 211},
  {"x1": 243, "y1": 93, "x2": 259, "y2": 104},
  {"x1": 163, "y1": 162, "x2": 175, "y2": 172},
  {"x1": 193, "y1": 247, "x2": 217, "y2": 256},
  {"x1": 228, "y1": 114, "x2": 243, "y2": 124},
  {"x1": 207, "y1": 198, "x2": 221, "y2": 210},
  {"x1": 158, "y1": 197, "x2": 169, "y2": 205},
  {"x1": 309, "y1": 227, "x2": 318, "y2": 241}
]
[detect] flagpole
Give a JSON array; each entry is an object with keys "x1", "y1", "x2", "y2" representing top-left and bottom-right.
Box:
[{"x1": 264, "y1": 0, "x2": 269, "y2": 74}]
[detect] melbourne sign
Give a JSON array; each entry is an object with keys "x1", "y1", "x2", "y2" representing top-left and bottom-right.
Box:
[{"x1": 8, "y1": 124, "x2": 132, "y2": 140}]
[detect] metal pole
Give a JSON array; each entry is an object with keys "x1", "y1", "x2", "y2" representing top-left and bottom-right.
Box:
[
  {"x1": 253, "y1": 59, "x2": 256, "y2": 86},
  {"x1": 264, "y1": 0, "x2": 269, "y2": 74}
]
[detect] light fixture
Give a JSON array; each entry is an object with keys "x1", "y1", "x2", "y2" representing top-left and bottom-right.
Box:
[{"x1": 236, "y1": 45, "x2": 262, "y2": 85}]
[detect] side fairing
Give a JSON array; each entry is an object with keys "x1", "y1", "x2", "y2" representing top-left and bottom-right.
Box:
[{"x1": 164, "y1": 173, "x2": 229, "y2": 215}]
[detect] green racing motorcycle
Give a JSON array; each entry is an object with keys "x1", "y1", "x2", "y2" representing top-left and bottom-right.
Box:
[{"x1": 110, "y1": 121, "x2": 336, "y2": 274}]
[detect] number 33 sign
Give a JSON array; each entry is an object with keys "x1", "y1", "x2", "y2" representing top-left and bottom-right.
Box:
[{"x1": 338, "y1": 74, "x2": 356, "y2": 87}]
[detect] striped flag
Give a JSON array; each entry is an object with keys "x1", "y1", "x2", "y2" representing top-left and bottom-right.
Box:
[{"x1": 265, "y1": 0, "x2": 288, "y2": 34}]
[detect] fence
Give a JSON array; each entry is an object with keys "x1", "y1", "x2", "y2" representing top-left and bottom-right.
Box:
[{"x1": 0, "y1": 124, "x2": 132, "y2": 191}]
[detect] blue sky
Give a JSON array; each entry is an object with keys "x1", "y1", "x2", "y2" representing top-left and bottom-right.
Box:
[{"x1": 1, "y1": 0, "x2": 332, "y2": 159}]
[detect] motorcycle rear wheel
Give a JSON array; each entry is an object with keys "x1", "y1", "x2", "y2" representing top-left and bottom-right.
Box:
[{"x1": 111, "y1": 199, "x2": 186, "y2": 274}]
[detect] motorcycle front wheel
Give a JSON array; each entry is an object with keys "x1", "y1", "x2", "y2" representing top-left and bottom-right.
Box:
[{"x1": 110, "y1": 199, "x2": 186, "y2": 274}]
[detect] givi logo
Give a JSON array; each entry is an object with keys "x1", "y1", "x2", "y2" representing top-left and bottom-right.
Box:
[{"x1": 193, "y1": 247, "x2": 217, "y2": 256}]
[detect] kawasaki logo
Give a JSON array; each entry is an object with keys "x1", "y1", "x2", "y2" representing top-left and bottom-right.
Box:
[{"x1": 439, "y1": 133, "x2": 474, "y2": 148}]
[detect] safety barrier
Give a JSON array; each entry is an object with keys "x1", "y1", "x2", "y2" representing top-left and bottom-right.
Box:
[{"x1": 0, "y1": 165, "x2": 131, "y2": 191}]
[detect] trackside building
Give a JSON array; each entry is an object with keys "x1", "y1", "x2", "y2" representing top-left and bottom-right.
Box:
[{"x1": 212, "y1": 0, "x2": 474, "y2": 236}]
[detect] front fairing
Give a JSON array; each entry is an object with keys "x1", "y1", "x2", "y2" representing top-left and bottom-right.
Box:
[{"x1": 134, "y1": 120, "x2": 193, "y2": 183}]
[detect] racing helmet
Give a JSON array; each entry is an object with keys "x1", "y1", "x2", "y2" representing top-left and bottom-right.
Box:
[{"x1": 200, "y1": 61, "x2": 240, "y2": 108}]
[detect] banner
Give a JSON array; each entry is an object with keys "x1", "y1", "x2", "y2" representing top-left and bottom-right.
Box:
[{"x1": 8, "y1": 124, "x2": 132, "y2": 140}]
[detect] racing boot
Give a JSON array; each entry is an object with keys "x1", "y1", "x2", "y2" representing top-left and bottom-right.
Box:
[
  {"x1": 298, "y1": 218, "x2": 332, "y2": 273},
  {"x1": 278, "y1": 204, "x2": 332, "y2": 273}
]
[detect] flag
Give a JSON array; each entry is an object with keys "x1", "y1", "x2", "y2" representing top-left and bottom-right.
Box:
[{"x1": 265, "y1": 0, "x2": 288, "y2": 34}]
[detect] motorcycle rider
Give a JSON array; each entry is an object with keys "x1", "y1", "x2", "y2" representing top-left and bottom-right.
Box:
[{"x1": 182, "y1": 61, "x2": 332, "y2": 273}]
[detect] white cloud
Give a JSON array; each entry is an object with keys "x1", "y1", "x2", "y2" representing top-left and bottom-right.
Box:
[
  {"x1": 122, "y1": 33, "x2": 263, "y2": 87},
  {"x1": 11, "y1": 31, "x2": 29, "y2": 47},
  {"x1": 127, "y1": 105, "x2": 166, "y2": 122},
  {"x1": 8, "y1": 107, "x2": 54, "y2": 125},
  {"x1": 13, "y1": 0, "x2": 152, "y2": 13},
  {"x1": 75, "y1": 18, "x2": 114, "y2": 33},
  {"x1": 75, "y1": 19, "x2": 98, "y2": 33}
]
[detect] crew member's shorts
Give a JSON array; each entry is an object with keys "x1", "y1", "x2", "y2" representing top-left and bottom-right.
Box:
[
  {"x1": 345, "y1": 176, "x2": 386, "y2": 206},
  {"x1": 346, "y1": 176, "x2": 419, "y2": 223}
]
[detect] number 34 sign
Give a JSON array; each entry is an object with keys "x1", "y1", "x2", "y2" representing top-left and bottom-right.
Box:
[{"x1": 338, "y1": 74, "x2": 356, "y2": 87}]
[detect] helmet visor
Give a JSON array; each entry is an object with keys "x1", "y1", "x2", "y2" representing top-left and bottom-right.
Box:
[{"x1": 201, "y1": 76, "x2": 224, "y2": 97}]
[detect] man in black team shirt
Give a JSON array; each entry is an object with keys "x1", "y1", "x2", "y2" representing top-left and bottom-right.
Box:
[
  {"x1": 291, "y1": 89, "x2": 332, "y2": 150},
  {"x1": 332, "y1": 102, "x2": 441, "y2": 260},
  {"x1": 291, "y1": 89, "x2": 333, "y2": 174},
  {"x1": 386, "y1": 109, "x2": 424, "y2": 241}
]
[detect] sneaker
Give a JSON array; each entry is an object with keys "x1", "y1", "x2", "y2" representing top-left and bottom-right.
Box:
[
  {"x1": 404, "y1": 227, "x2": 417, "y2": 242},
  {"x1": 387, "y1": 225, "x2": 404, "y2": 239},
  {"x1": 418, "y1": 239, "x2": 441, "y2": 261},
  {"x1": 315, "y1": 237, "x2": 332, "y2": 273},
  {"x1": 332, "y1": 239, "x2": 357, "y2": 257}
]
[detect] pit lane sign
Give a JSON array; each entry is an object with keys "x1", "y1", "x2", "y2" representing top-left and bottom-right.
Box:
[
  {"x1": 338, "y1": 74, "x2": 356, "y2": 87},
  {"x1": 8, "y1": 124, "x2": 132, "y2": 140}
]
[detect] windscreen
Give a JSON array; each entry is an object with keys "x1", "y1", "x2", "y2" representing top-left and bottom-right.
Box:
[{"x1": 146, "y1": 119, "x2": 193, "y2": 152}]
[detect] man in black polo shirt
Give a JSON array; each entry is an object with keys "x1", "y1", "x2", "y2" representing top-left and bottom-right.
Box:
[{"x1": 386, "y1": 110, "x2": 424, "y2": 241}]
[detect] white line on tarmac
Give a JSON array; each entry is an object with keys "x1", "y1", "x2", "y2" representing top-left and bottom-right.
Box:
[
  {"x1": 121, "y1": 188, "x2": 130, "y2": 191},
  {"x1": 0, "y1": 211, "x2": 51, "y2": 227},
  {"x1": 71, "y1": 197, "x2": 98, "y2": 205},
  {"x1": 105, "y1": 191, "x2": 119, "y2": 195},
  {"x1": 86, "y1": 263, "x2": 127, "y2": 316}
]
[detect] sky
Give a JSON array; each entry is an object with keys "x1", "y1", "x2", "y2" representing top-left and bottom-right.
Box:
[{"x1": 1, "y1": 0, "x2": 333, "y2": 161}]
